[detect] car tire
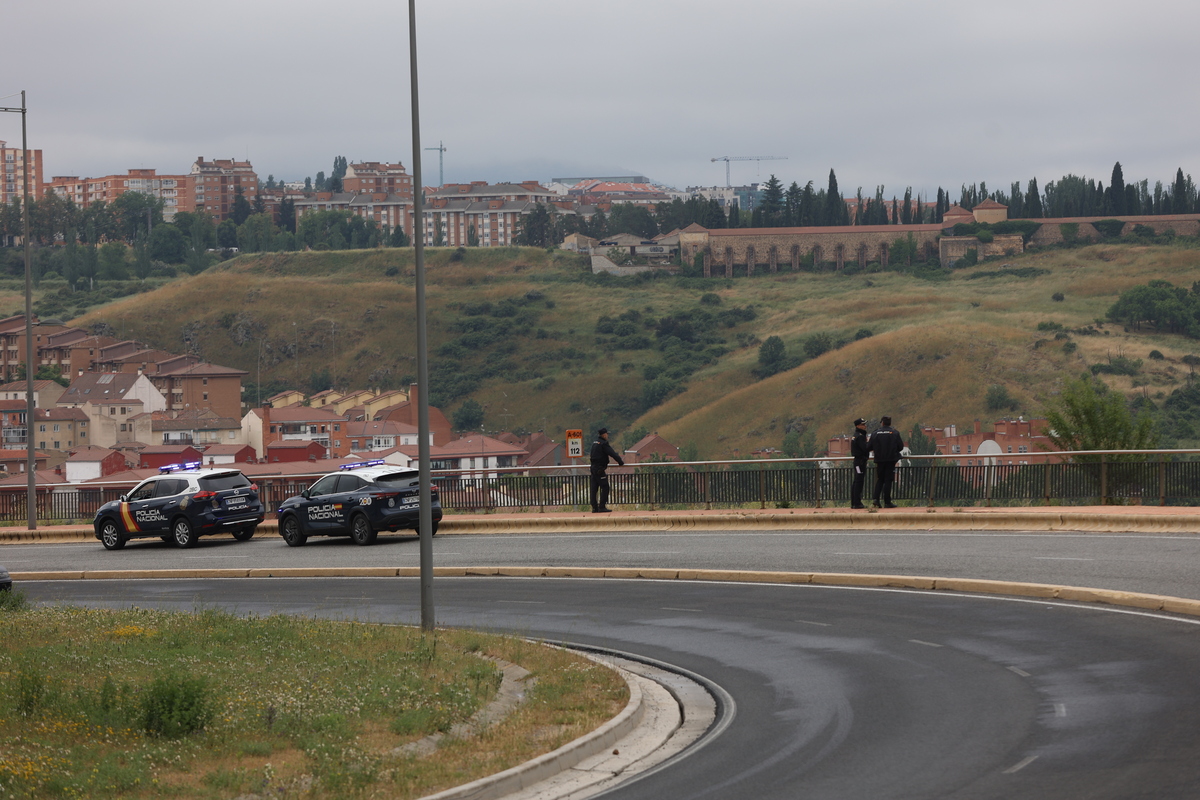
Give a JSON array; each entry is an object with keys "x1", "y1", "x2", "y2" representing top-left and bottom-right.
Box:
[
  {"x1": 350, "y1": 514, "x2": 377, "y2": 546},
  {"x1": 280, "y1": 516, "x2": 307, "y2": 547},
  {"x1": 100, "y1": 519, "x2": 126, "y2": 551},
  {"x1": 172, "y1": 517, "x2": 198, "y2": 548},
  {"x1": 430, "y1": 521, "x2": 439, "y2": 537},
  {"x1": 232, "y1": 525, "x2": 255, "y2": 542}
]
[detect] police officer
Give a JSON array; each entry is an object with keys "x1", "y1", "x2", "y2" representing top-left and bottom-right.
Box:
[
  {"x1": 589, "y1": 428, "x2": 624, "y2": 513},
  {"x1": 849, "y1": 417, "x2": 869, "y2": 509},
  {"x1": 870, "y1": 415, "x2": 905, "y2": 508}
]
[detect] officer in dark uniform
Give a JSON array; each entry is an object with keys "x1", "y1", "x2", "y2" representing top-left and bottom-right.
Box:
[
  {"x1": 849, "y1": 417, "x2": 869, "y2": 509},
  {"x1": 589, "y1": 427, "x2": 624, "y2": 513},
  {"x1": 870, "y1": 415, "x2": 905, "y2": 508}
]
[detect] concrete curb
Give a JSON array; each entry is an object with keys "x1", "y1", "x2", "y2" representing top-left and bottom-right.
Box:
[
  {"x1": 419, "y1": 663, "x2": 645, "y2": 800},
  {"x1": 12, "y1": 566, "x2": 1200, "y2": 618},
  {"x1": 3, "y1": 510, "x2": 1199, "y2": 544}
]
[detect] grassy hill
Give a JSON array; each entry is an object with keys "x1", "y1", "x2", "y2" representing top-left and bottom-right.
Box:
[{"x1": 68, "y1": 242, "x2": 1200, "y2": 457}]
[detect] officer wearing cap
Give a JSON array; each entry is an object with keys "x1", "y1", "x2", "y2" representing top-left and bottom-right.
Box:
[
  {"x1": 850, "y1": 417, "x2": 869, "y2": 509},
  {"x1": 589, "y1": 428, "x2": 624, "y2": 513}
]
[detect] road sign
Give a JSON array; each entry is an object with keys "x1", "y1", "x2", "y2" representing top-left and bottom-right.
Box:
[{"x1": 566, "y1": 429, "x2": 583, "y2": 459}]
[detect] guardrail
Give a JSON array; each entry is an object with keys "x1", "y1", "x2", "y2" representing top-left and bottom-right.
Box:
[{"x1": 6, "y1": 449, "x2": 1198, "y2": 525}]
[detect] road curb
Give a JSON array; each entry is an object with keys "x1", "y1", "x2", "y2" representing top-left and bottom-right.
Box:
[
  {"x1": 12, "y1": 566, "x2": 1200, "y2": 618},
  {"x1": 3, "y1": 510, "x2": 1199, "y2": 544}
]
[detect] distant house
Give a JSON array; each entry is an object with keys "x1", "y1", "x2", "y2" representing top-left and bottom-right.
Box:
[
  {"x1": 198, "y1": 443, "x2": 257, "y2": 465},
  {"x1": 64, "y1": 446, "x2": 128, "y2": 482},
  {"x1": 138, "y1": 444, "x2": 204, "y2": 470},
  {"x1": 265, "y1": 440, "x2": 328, "y2": 463},
  {"x1": 623, "y1": 433, "x2": 679, "y2": 464}
]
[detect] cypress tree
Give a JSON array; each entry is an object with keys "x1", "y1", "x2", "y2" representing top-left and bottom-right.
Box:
[
  {"x1": 1025, "y1": 178, "x2": 1043, "y2": 218},
  {"x1": 727, "y1": 200, "x2": 740, "y2": 228},
  {"x1": 901, "y1": 187, "x2": 912, "y2": 225},
  {"x1": 1109, "y1": 162, "x2": 1126, "y2": 215},
  {"x1": 825, "y1": 170, "x2": 847, "y2": 226},
  {"x1": 1173, "y1": 168, "x2": 1190, "y2": 213}
]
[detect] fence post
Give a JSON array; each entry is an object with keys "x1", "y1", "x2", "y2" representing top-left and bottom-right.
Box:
[
  {"x1": 759, "y1": 463, "x2": 766, "y2": 509},
  {"x1": 703, "y1": 469, "x2": 711, "y2": 510},
  {"x1": 1100, "y1": 454, "x2": 1108, "y2": 505},
  {"x1": 1159, "y1": 459, "x2": 1167, "y2": 507},
  {"x1": 1043, "y1": 462, "x2": 1052, "y2": 505},
  {"x1": 537, "y1": 472, "x2": 545, "y2": 513},
  {"x1": 814, "y1": 465, "x2": 822, "y2": 509},
  {"x1": 927, "y1": 462, "x2": 937, "y2": 507},
  {"x1": 984, "y1": 463, "x2": 992, "y2": 507},
  {"x1": 649, "y1": 468, "x2": 656, "y2": 512}
]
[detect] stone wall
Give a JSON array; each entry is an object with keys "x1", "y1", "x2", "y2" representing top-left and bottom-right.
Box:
[
  {"x1": 1028, "y1": 215, "x2": 1200, "y2": 246},
  {"x1": 939, "y1": 234, "x2": 1025, "y2": 267}
]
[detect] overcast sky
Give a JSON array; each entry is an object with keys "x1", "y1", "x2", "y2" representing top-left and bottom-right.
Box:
[{"x1": 3, "y1": 0, "x2": 1196, "y2": 198}]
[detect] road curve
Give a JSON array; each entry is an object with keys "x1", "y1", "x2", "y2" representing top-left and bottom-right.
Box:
[{"x1": 22, "y1": 576, "x2": 1200, "y2": 799}]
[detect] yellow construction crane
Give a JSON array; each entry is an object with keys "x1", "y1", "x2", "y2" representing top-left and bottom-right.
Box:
[{"x1": 711, "y1": 155, "x2": 787, "y2": 188}]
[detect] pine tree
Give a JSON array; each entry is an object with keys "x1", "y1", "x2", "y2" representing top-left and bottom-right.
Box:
[{"x1": 759, "y1": 175, "x2": 784, "y2": 226}]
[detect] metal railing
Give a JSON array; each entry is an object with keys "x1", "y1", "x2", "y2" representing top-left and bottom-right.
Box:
[{"x1": 8, "y1": 449, "x2": 1199, "y2": 526}]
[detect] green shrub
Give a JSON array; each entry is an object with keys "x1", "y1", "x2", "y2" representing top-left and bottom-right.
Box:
[
  {"x1": 141, "y1": 675, "x2": 215, "y2": 738},
  {"x1": 1090, "y1": 355, "x2": 1142, "y2": 376},
  {"x1": 975, "y1": 229, "x2": 994, "y2": 244},
  {"x1": 1059, "y1": 223, "x2": 1079, "y2": 244},
  {"x1": 854, "y1": 328, "x2": 873, "y2": 340},
  {"x1": 1037, "y1": 321, "x2": 1064, "y2": 331},
  {"x1": 1149, "y1": 350, "x2": 1165, "y2": 360},
  {"x1": 699, "y1": 292, "x2": 721, "y2": 306},
  {"x1": 1063, "y1": 341, "x2": 1078, "y2": 355},
  {"x1": 1133, "y1": 224, "x2": 1157, "y2": 238},
  {"x1": 1093, "y1": 219, "x2": 1126, "y2": 239},
  {"x1": 985, "y1": 384, "x2": 1019, "y2": 412},
  {"x1": 1052, "y1": 292, "x2": 1065, "y2": 302}
]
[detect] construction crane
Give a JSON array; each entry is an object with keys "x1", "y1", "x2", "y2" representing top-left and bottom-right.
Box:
[
  {"x1": 711, "y1": 155, "x2": 787, "y2": 188},
  {"x1": 425, "y1": 140, "x2": 447, "y2": 187}
]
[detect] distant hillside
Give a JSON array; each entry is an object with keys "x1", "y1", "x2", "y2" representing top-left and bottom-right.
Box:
[{"x1": 71, "y1": 242, "x2": 1200, "y2": 457}]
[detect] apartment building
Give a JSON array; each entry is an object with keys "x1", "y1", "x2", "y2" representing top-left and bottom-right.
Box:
[
  {"x1": 41, "y1": 330, "x2": 120, "y2": 380},
  {"x1": 33, "y1": 408, "x2": 90, "y2": 451},
  {"x1": 343, "y1": 161, "x2": 414, "y2": 200},
  {"x1": 0, "y1": 315, "x2": 74, "y2": 382},
  {"x1": 0, "y1": 379, "x2": 66, "y2": 408},
  {"x1": 0, "y1": 140, "x2": 44, "y2": 206},
  {"x1": 293, "y1": 191, "x2": 412, "y2": 236},
  {"x1": 243, "y1": 405, "x2": 350, "y2": 460},
  {"x1": 186, "y1": 156, "x2": 258, "y2": 220},
  {"x1": 149, "y1": 358, "x2": 247, "y2": 420},
  {"x1": 423, "y1": 182, "x2": 556, "y2": 247},
  {"x1": 44, "y1": 169, "x2": 190, "y2": 221}
]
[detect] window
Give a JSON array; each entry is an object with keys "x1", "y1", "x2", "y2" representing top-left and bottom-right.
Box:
[
  {"x1": 203, "y1": 392, "x2": 208, "y2": 401},
  {"x1": 109, "y1": 407, "x2": 116, "y2": 415},
  {"x1": 53, "y1": 441, "x2": 59, "y2": 449},
  {"x1": 52, "y1": 424, "x2": 59, "y2": 432},
  {"x1": 38, "y1": 424, "x2": 45, "y2": 432}
]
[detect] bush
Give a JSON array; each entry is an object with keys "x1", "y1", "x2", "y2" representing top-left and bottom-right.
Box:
[
  {"x1": 1133, "y1": 224, "x2": 1157, "y2": 238},
  {"x1": 1093, "y1": 219, "x2": 1126, "y2": 239},
  {"x1": 699, "y1": 292, "x2": 721, "y2": 306},
  {"x1": 960, "y1": 248, "x2": 978, "y2": 267},
  {"x1": 803, "y1": 332, "x2": 833, "y2": 359},
  {"x1": 1149, "y1": 350, "x2": 1165, "y2": 360},
  {"x1": 1090, "y1": 355, "x2": 1142, "y2": 376},
  {"x1": 1063, "y1": 341, "x2": 1078, "y2": 355},
  {"x1": 986, "y1": 384, "x2": 1019, "y2": 412},
  {"x1": 141, "y1": 675, "x2": 214, "y2": 738},
  {"x1": 1059, "y1": 222, "x2": 1079, "y2": 244},
  {"x1": 1052, "y1": 292, "x2": 1065, "y2": 302},
  {"x1": 975, "y1": 229, "x2": 994, "y2": 244},
  {"x1": 854, "y1": 328, "x2": 873, "y2": 340},
  {"x1": 1037, "y1": 321, "x2": 1064, "y2": 331}
]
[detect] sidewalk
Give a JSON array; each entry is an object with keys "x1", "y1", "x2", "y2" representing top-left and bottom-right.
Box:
[{"x1": 3, "y1": 504, "x2": 1199, "y2": 544}]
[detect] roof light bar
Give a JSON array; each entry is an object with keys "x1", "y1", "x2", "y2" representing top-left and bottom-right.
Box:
[
  {"x1": 340, "y1": 459, "x2": 386, "y2": 470},
  {"x1": 159, "y1": 460, "x2": 203, "y2": 474}
]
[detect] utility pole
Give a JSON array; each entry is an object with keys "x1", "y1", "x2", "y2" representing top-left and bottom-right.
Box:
[{"x1": 425, "y1": 140, "x2": 446, "y2": 187}]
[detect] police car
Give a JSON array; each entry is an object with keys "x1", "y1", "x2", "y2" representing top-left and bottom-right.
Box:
[
  {"x1": 93, "y1": 462, "x2": 265, "y2": 550},
  {"x1": 276, "y1": 459, "x2": 442, "y2": 546}
]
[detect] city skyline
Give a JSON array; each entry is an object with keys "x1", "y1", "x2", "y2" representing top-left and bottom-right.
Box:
[{"x1": 1, "y1": 0, "x2": 1197, "y2": 198}]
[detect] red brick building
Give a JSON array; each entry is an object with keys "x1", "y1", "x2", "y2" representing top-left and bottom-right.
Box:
[
  {"x1": 184, "y1": 156, "x2": 258, "y2": 221},
  {"x1": 0, "y1": 140, "x2": 43, "y2": 208}
]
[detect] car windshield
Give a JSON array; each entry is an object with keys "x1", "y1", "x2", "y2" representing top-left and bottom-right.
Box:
[
  {"x1": 370, "y1": 471, "x2": 418, "y2": 487},
  {"x1": 198, "y1": 472, "x2": 252, "y2": 491}
]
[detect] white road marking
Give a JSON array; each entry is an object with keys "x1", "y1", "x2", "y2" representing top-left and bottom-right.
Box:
[
  {"x1": 1008, "y1": 666, "x2": 1031, "y2": 677},
  {"x1": 794, "y1": 620, "x2": 831, "y2": 627},
  {"x1": 497, "y1": 600, "x2": 546, "y2": 604},
  {"x1": 660, "y1": 607, "x2": 700, "y2": 612},
  {"x1": 1055, "y1": 703, "x2": 1067, "y2": 717},
  {"x1": 1003, "y1": 755, "x2": 1038, "y2": 774},
  {"x1": 184, "y1": 555, "x2": 252, "y2": 559},
  {"x1": 908, "y1": 639, "x2": 943, "y2": 648},
  {"x1": 620, "y1": 551, "x2": 682, "y2": 554},
  {"x1": 835, "y1": 552, "x2": 894, "y2": 556},
  {"x1": 1032, "y1": 557, "x2": 1093, "y2": 561}
]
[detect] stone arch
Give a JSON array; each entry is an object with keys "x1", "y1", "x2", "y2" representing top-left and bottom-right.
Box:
[
  {"x1": 812, "y1": 244, "x2": 824, "y2": 268},
  {"x1": 880, "y1": 242, "x2": 889, "y2": 269},
  {"x1": 745, "y1": 246, "x2": 756, "y2": 276},
  {"x1": 835, "y1": 243, "x2": 845, "y2": 270},
  {"x1": 790, "y1": 243, "x2": 801, "y2": 271},
  {"x1": 768, "y1": 245, "x2": 778, "y2": 273},
  {"x1": 857, "y1": 242, "x2": 868, "y2": 268},
  {"x1": 724, "y1": 246, "x2": 734, "y2": 277}
]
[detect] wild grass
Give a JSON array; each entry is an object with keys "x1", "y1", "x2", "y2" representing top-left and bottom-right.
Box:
[
  {"x1": 63, "y1": 240, "x2": 1200, "y2": 456},
  {"x1": 0, "y1": 599, "x2": 626, "y2": 799}
]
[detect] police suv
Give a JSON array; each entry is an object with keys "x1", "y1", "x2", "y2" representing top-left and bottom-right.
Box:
[
  {"x1": 276, "y1": 459, "x2": 442, "y2": 546},
  {"x1": 93, "y1": 462, "x2": 265, "y2": 550}
]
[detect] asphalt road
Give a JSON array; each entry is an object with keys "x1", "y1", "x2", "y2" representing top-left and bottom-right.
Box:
[
  {"x1": 22, "y1": 576, "x2": 1200, "y2": 799},
  {"x1": 9, "y1": 528, "x2": 1200, "y2": 599}
]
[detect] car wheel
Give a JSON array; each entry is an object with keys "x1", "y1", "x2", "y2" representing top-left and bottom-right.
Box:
[
  {"x1": 172, "y1": 517, "x2": 198, "y2": 548},
  {"x1": 232, "y1": 525, "x2": 255, "y2": 542},
  {"x1": 100, "y1": 519, "x2": 126, "y2": 551},
  {"x1": 280, "y1": 516, "x2": 307, "y2": 547},
  {"x1": 350, "y1": 514, "x2": 377, "y2": 546}
]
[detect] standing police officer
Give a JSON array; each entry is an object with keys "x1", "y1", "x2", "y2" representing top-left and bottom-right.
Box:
[
  {"x1": 589, "y1": 427, "x2": 624, "y2": 513},
  {"x1": 849, "y1": 417, "x2": 869, "y2": 509},
  {"x1": 870, "y1": 415, "x2": 905, "y2": 508}
]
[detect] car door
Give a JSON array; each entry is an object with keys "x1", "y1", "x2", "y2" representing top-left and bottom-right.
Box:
[
  {"x1": 151, "y1": 478, "x2": 188, "y2": 531},
  {"x1": 303, "y1": 474, "x2": 342, "y2": 533},
  {"x1": 123, "y1": 479, "x2": 167, "y2": 536},
  {"x1": 328, "y1": 474, "x2": 366, "y2": 535}
]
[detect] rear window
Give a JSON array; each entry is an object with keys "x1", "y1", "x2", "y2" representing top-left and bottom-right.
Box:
[
  {"x1": 198, "y1": 472, "x2": 252, "y2": 491},
  {"x1": 370, "y1": 471, "x2": 419, "y2": 488}
]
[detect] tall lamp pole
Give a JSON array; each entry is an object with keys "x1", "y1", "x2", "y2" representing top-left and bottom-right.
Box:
[
  {"x1": 409, "y1": 0, "x2": 435, "y2": 631},
  {"x1": 0, "y1": 91, "x2": 36, "y2": 529}
]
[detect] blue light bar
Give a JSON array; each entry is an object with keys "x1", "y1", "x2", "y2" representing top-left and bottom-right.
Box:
[
  {"x1": 159, "y1": 460, "x2": 202, "y2": 473},
  {"x1": 340, "y1": 459, "x2": 386, "y2": 470}
]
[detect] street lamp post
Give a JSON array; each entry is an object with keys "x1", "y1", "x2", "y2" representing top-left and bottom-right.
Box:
[
  {"x1": 409, "y1": 0, "x2": 435, "y2": 631},
  {"x1": 0, "y1": 90, "x2": 37, "y2": 530}
]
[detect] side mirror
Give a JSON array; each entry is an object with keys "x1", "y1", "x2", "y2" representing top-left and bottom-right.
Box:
[
  {"x1": 118, "y1": 495, "x2": 127, "y2": 503},
  {"x1": 301, "y1": 490, "x2": 310, "y2": 499}
]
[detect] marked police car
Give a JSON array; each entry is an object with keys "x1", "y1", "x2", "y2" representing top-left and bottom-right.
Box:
[
  {"x1": 276, "y1": 459, "x2": 442, "y2": 546},
  {"x1": 93, "y1": 462, "x2": 265, "y2": 550}
]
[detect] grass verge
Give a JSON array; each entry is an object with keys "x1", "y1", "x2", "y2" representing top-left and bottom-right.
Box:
[{"x1": 0, "y1": 592, "x2": 627, "y2": 799}]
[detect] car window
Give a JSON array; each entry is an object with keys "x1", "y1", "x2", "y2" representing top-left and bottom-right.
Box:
[
  {"x1": 309, "y1": 475, "x2": 340, "y2": 496},
  {"x1": 336, "y1": 475, "x2": 365, "y2": 493},
  {"x1": 370, "y1": 471, "x2": 419, "y2": 487},
  {"x1": 154, "y1": 479, "x2": 185, "y2": 498},
  {"x1": 197, "y1": 472, "x2": 251, "y2": 491},
  {"x1": 128, "y1": 481, "x2": 156, "y2": 501}
]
